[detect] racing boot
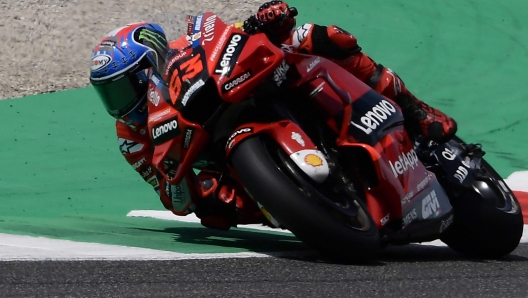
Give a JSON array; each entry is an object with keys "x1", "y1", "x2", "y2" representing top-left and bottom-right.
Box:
[
  {"x1": 394, "y1": 92, "x2": 457, "y2": 143},
  {"x1": 369, "y1": 65, "x2": 457, "y2": 143},
  {"x1": 194, "y1": 171, "x2": 264, "y2": 230}
]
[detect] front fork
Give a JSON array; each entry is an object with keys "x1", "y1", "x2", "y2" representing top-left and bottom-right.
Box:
[{"x1": 226, "y1": 120, "x2": 333, "y2": 227}]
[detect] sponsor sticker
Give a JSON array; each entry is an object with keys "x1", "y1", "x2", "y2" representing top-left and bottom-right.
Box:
[
  {"x1": 194, "y1": 14, "x2": 203, "y2": 31},
  {"x1": 141, "y1": 166, "x2": 153, "y2": 179},
  {"x1": 416, "y1": 174, "x2": 431, "y2": 192},
  {"x1": 182, "y1": 128, "x2": 194, "y2": 149},
  {"x1": 132, "y1": 158, "x2": 147, "y2": 170},
  {"x1": 147, "y1": 176, "x2": 159, "y2": 188},
  {"x1": 291, "y1": 132, "x2": 305, "y2": 147},
  {"x1": 118, "y1": 138, "x2": 144, "y2": 154},
  {"x1": 181, "y1": 79, "x2": 205, "y2": 106},
  {"x1": 439, "y1": 214, "x2": 454, "y2": 233},
  {"x1": 149, "y1": 108, "x2": 171, "y2": 123},
  {"x1": 292, "y1": 24, "x2": 313, "y2": 48},
  {"x1": 201, "y1": 14, "x2": 217, "y2": 45},
  {"x1": 402, "y1": 208, "x2": 418, "y2": 228},
  {"x1": 273, "y1": 60, "x2": 290, "y2": 86},
  {"x1": 442, "y1": 147, "x2": 457, "y2": 161},
  {"x1": 226, "y1": 127, "x2": 253, "y2": 148},
  {"x1": 305, "y1": 154, "x2": 323, "y2": 167},
  {"x1": 381, "y1": 213, "x2": 390, "y2": 226},
  {"x1": 148, "y1": 88, "x2": 161, "y2": 106},
  {"x1": 91, "y1": 54, "x2": 112, "y2": 71},
  {"x1": 210, "y1": 26, "x2": 231, "y2": 62},
  {"x1": 454, "y1": 165, "x2": 469, "y2": 183},
  {"x1": 389, "y1": 149, "x2": 419, "y2": 178},
  {"x1": 422, "y1": 190, "x2": 440, "y2": 219},
  {"x1": 151, "y1": 73, "x2": 161, "y2": 86},
  {"x1": 100, "y1": 40, "x2": 116, "y2": 47},
  {"x1": 306, "y1": 57, "x2": 321, "y2": 72},
  {"x1": 165, "y1": 50, "x2": 188, "y2": 77},
  {"x1": 214, "y1": 34, "x2": 248, "y2": 77},
  {"x1": 151, "y1": 117, "x2": 180, "y2": 145},
  {"x1": 350, "y1": 99, "x2": 397, "y2": 135},
  {"x1": 401, "y1": 191, "x2": 414, "y2": 206},
  {"x1": 222, "y1": 70, "x2": 252, "y2": 93},
  {"x1": 192, "y1": 32, "x2": 201, "y2": 41}
]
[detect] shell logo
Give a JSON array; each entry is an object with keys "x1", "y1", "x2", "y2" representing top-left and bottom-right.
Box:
[
  {"x1": 192, "y1": 32, "x2": 202, "y2": 41},
  {"x1": 305, "y1": 154, "x2": 323, "y2": 167}
]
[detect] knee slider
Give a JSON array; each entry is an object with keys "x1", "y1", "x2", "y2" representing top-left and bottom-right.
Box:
[{"x1": 368, "y1": 65, "x2": 405, "y2": 99}]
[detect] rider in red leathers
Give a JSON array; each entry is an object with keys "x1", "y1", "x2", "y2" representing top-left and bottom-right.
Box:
[
  {"x1": 244, "y1": 1, "x2": 457, "y2": 143},
  {"x1": 115, "y1": 106, "x2": 263, "y2": 230},
  {"x1": 90, "y1": 23, "x2": 264, "y2": 231},
  {"x1": 91, "y1": 1, "x2": 457, "y2": 232}
]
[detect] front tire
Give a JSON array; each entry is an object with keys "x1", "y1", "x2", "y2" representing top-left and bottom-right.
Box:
[{"x1": 231, "y1": 136, "x2": 380, "y2": 262}]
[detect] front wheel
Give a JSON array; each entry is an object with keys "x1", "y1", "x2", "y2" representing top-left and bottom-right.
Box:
[{"x1": 230, "y1": 136, "x2": 380, "y2": 262}]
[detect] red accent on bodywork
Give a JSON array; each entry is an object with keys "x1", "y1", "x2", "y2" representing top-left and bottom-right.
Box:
[
  {"x1": 151, "y1": 114, "x2": 210, "y2": 184},
  {"x1": 513, "y1": 191, "x2": 528, "y2": 223},
  {"x1": 225, "y1": 120, "x2": 318, "y2": 157}
]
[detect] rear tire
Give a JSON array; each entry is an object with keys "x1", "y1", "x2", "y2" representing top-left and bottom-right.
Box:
[
  {"x1": 231, "y1": 136, "x2": 380, "y2": 262},
  {"x1": 440, "y1": 158, "x2": 524, "y2": 258}
]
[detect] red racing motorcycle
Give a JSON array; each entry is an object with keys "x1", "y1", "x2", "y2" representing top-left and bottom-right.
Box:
[{"x1": 146, "y1": 12, "x2": 523, "y2": 261}]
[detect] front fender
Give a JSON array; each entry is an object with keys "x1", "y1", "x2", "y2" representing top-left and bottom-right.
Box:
[{"x1": 225, "y1": 120, "x2": 330, "y2": 183}]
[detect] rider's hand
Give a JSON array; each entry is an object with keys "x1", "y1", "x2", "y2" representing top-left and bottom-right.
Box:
[
  {"x1": 243, "y1": 15, "x2": 260, "y2": 34},
  {"x1": 244, "y1": 1, "x2": 298, "y2": 45},
  {"x1": 193, "y1": 172, "x2": 237, "y2": 230}
]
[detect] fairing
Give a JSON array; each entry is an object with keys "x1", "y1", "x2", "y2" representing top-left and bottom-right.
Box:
[
  {"x1": 149, "y1": 12, "x2": 286, "y2": 184},
  {"x1": 280, "y1": 51, "x2": 453, "y2": 231},
  {"x1": 150, "y1": 12, "x2": 453, "y2": 237},
  {"x1": 225, "y1": 120, "x2": 330, "y2": 184}
]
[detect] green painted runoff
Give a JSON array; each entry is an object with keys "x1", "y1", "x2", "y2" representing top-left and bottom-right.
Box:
[{"x1": 0, "y1": 0, "x2": 527, "y2": 253}]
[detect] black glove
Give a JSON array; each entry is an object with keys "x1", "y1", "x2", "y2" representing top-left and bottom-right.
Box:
[
  {"x1": 243, "y1": 15, "x2": 261, "y2": 34},
  {"x1": 193, "y1": 177, "x2": 237, "y2": 230}
]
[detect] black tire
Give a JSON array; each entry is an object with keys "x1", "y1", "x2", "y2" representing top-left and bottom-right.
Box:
[
  {"x1": 230, "y1": 136, "x2": 380, "y2": 262},
  {"x1": 440, "y1": 157, "x2": 524, "y2": 258}
]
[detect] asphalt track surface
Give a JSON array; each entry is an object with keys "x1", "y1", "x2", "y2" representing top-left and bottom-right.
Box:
[
  {"x1": 2, "y1": 244, "x2": 528, "y2": 297},
  {"x1": 2, "y1": 1, "x2": 528, "y2": 297}
]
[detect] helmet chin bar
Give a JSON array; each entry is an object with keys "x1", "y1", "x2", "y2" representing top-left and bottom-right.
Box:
[{"x1": 118, "y1": 94, "x2": 148, "y2": 130}]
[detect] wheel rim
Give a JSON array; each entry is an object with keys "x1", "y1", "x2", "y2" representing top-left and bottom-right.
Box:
[{"x1": 269, "y1": 142, "x2": 372, "y2": 231}]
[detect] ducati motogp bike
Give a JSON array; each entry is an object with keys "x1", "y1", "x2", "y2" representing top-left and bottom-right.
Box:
[{"x1": 146, "y1": 12, "x2": 523, "y2": 261}]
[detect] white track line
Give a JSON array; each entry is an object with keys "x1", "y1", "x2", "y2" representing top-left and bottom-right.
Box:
[
  {"x1": 0, "y1": 233, "x2": 309, "y2": 261},
  {"x1": 127, "y1": 211, "x2": 528, "y2": 246},
  {"x1": 0, "y1": 172, "x2": 526, "y2": 260}
]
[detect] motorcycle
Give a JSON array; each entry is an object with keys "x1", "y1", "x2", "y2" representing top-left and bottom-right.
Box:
[{"x1": 146, "y1": 12, "x2": 524, "y2": 261}]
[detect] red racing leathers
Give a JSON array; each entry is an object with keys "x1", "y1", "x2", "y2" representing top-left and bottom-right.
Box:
[
  {"x1": 116, "y1": 119, "x2": 263, "y2": 230},
  {"x1": 281, "y1": 23, "x2": 457, "y2": 142},
  {"x1": 115, "y1": 69, "x2": 263, "y2": 231},
  {"x1": 116, "y1": 121, "x2": 188, "y2": 214}
]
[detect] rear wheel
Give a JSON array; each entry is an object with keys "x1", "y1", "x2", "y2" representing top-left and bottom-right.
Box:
[
  {"x1": 440, "y1": 156, "x2": 524, "y2": 258},
  {"x1": 230, "y1": 136, "x2": 380, "y2": 262}
]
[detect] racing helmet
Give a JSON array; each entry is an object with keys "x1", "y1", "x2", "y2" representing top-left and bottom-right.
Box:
[{"x1": 90, "y1": 23, "x2": 168, "y2": 129}]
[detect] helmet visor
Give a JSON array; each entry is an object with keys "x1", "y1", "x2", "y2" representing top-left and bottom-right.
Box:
[{"x1": 93, "y1": 71, "x2": 148, "y2": 118}]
